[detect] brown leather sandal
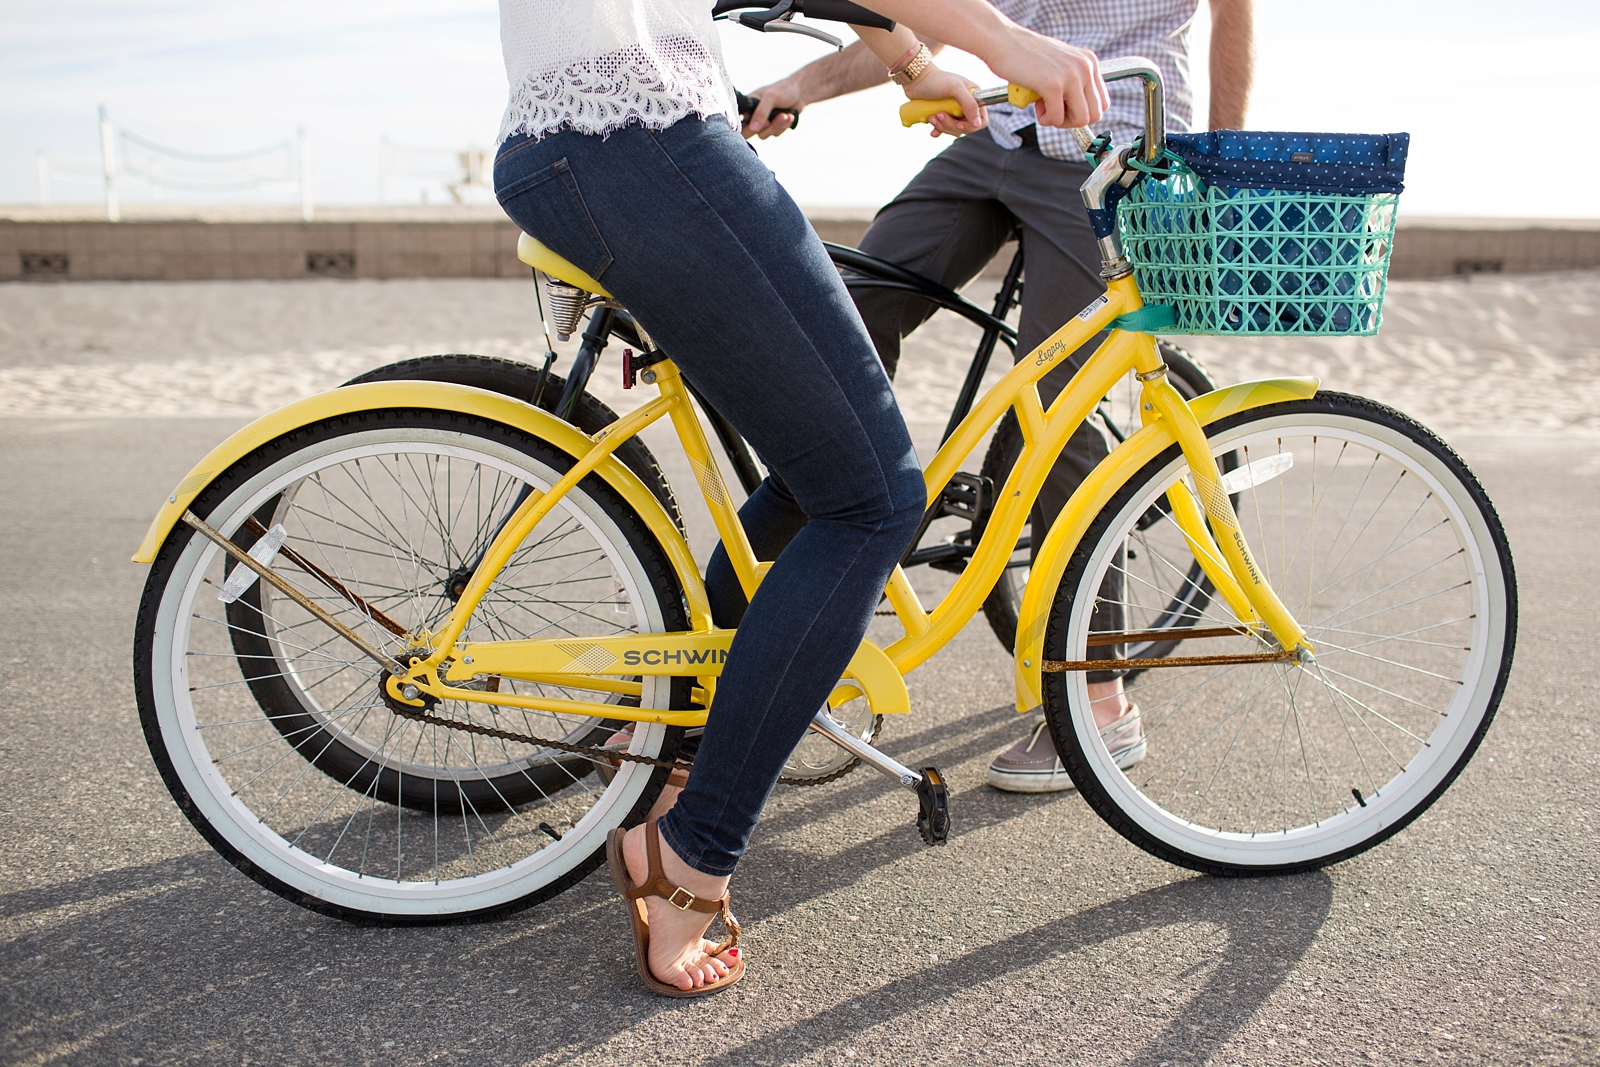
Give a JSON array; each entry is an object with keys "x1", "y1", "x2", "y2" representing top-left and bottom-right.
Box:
[{"x1": 606, "y1": 821, "x2": 744, "y2": 998}]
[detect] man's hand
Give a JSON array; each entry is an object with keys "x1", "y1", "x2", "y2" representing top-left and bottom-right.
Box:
[
  {"x1": 743, "y1": 78, "x2": 806, "y2": 139},
  {"x1": 907, "y1": 68, "x2": 985, "y2": 138}
]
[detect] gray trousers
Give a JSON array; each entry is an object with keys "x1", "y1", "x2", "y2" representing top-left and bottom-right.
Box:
[{"x1": 851, "y1": 131, "x2": 1124, "y2": 673}]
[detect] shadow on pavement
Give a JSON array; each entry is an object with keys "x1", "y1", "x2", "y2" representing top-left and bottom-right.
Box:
[
  {"x1": 2, "y1": 702, "x2": 1329, "y2": 1066},
  {"x1": 720, "y1": 872, "x2": 1334, "y2": 1066},
  {"x1": 3, "y1": 850, "x2": 1329, "y2": 1066}
]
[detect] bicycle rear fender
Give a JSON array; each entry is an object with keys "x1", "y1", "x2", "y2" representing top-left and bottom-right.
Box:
[
  {"x1": 1012, "y1": 376, "x2": 1319, "y2": 713},
  {"x1": 130, "y1": 380, "x2": 712, "y2": 629}
]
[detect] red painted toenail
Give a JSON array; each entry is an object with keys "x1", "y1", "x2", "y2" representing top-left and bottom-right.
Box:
[{"x1": 728, "y1": 948, "x2": 740, "y2": 957}]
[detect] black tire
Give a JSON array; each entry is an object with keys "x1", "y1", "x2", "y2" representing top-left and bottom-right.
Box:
[
  {"x1": 223, "y1": 354, "x2": 683, "y2": 814},
  {"x1": 979, "y1": 341, "x2": 1219, "y2": 656},
  {"x1": 343, "y1": 354, "x2": 683, "y2": 532},
  {"x1": 1043, "y1": 393, "x2": 1517, "y2": 876},
  {"x1": 136, "y1": 408, "x2": 691, "y2": 923}
]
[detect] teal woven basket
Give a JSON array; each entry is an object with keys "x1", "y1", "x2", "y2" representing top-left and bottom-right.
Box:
[{"x1": 1117, "y1": 131, "x2": 1408, "y2": 336}]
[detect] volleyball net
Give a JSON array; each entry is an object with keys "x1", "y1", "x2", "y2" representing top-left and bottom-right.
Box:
[{"x1": 37, "y1": 106, "x2": 312, "y2": 221}]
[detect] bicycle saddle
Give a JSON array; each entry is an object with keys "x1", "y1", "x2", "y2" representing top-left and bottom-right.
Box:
[{"x1": 517, "y1": 232, "x2": 612, "y2": 298}]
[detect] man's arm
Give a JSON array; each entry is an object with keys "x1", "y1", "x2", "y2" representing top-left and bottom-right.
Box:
[
  {"x1": 744, "y1": 33, "x2": 952, "y2": 138},
  {"x1": 772, "y1": 38, "x2": 909, "y2": 106},
  {"x1": 1207, "y1": 0, "x2": 1254, "y2": 130}
]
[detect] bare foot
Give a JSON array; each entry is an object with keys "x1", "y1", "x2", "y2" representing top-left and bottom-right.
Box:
[
  {"x1": 622, "y1": 822, "x2": 740, "y2": 992},
  {"x1": 645, "y1": 782, "x2": 680, "y2": 824}
]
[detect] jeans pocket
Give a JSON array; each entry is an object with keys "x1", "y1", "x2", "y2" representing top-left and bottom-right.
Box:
[{"x1": 495, "y1": 156, "x2": 614, "y2": 283}]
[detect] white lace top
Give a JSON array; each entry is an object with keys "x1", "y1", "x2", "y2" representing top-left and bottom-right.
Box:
[{"x1": 497, "y1": 0, "x2": 740, "y2": 144}]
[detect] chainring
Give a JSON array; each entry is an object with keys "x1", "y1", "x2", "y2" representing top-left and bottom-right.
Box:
[{"x1": 778, "y1": 698, "x2": 884, "y2": 786}]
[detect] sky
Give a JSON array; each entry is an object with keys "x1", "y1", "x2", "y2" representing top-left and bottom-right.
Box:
[{"x1": 2, "y1": 1, "x2": 1596, "y2": 217}]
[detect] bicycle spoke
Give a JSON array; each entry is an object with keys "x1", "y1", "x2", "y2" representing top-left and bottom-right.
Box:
[
  {"x1": 1053, "y1": 402, "x2": 1502, "y2": 861},
  {"x1": 154, "y1": 423, "x2": 680, "y2": 916}
]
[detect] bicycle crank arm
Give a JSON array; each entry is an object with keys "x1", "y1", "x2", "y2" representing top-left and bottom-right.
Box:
[
  {"x1": 806, "y1": 711, "x2": 950, "y2": 846},
  {"x1": 808, "y1": 709, "x2": 921, "y2": 788}
]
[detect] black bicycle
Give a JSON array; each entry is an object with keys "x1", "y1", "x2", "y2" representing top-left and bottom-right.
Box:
[{"x1": 348, "y1": 234, "x2": 1221, "y2": 662}]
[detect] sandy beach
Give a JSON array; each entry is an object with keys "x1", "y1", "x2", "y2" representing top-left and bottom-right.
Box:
[{"x1": 2, "y1": 269, "x2": 1596, "y2": 436}]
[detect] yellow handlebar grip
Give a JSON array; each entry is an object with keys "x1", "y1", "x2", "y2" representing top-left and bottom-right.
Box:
[
  {"x1": 898, "y1": 85, "x2": 1044, "y2": 127},
  {"x1": 898, "y1": 98, "x2": 963, "y2": 127}
]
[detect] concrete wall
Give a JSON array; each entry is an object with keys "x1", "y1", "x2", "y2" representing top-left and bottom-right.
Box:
[
  {"x1": 2, "y1": 205, "x2": 1596, "y2": 283},
  {"x1": 1386, "y1": 218, "x2": 1600, "y2": 278},
  {"x1": 0, "y1": 208, "x2": 526, "y2": 282}
]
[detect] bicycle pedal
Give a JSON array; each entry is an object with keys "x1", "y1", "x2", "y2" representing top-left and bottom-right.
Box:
[{"x1": 916, "y1": 766, "x2": 950, "y2": 846}]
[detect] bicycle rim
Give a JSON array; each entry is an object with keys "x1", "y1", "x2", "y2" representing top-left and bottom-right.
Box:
[
  {"x1": 1047, "y1": 394, "x2": 1514, "y2": 872},
  {"x1": 139, "y1": 417, "x2": 682, "y2": 920}
]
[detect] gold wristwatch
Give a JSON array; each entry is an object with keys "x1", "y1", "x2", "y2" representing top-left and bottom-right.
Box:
[{"x1": 889, "y1": 42, "x2": 932, "y2": 86}]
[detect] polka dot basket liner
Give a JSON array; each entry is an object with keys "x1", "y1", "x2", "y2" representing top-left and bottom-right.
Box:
[{"x1": 1117, "y1": 130, "x2": 1410, "y2": 336}]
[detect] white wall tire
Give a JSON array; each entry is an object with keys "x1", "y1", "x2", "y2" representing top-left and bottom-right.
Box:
[
  {"x1": 134, "y1": 410, "x2": 689, "y2": 922},
  {"x1": 1044, "y1": 393, "x2": 1516, "y2": 874}
]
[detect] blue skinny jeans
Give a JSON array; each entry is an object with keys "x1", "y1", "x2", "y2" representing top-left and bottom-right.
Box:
[{"x1": 494, "y1": 117, "x2": 926, "y2": 876}]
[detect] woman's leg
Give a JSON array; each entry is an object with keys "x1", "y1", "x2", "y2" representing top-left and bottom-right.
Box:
[
  {"x1": 703, "y1": 475, "x2": 809, "y2": 628},
  {"x1": 496, "y1": 119, "x2": 925, "y2": 985}
]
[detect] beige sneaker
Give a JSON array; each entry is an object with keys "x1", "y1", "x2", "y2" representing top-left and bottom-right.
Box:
[
  {"x1": 986, "y1": 707, "x2": 1144, "y2": 794},
  {"x1": 986, "y1": 719, "x2": 1072, "y2": 793}
]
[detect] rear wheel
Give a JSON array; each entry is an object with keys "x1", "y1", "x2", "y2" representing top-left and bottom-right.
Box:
[
  {"x1": 343, "y1": 354, "x2": 683, "y2": 532},
  {"x1": 1044, "y1": 393, "x2": 1516, "y2": 874},
  {"x1": 135, "y1": 409, "x2": 689, "y2": 922}
]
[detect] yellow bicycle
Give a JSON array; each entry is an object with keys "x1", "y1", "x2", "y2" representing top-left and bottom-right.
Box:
[{"x1": 132, "y1": 62, "x2": 1515, "y2": 922}]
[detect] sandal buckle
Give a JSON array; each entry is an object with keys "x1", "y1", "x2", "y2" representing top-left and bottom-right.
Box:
[{"x1": 666, "y1": 886, "x2": 697, "y2": 910}]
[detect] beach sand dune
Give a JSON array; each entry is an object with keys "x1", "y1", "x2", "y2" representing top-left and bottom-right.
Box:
[{"x1": 2, "y1": 270, "x2": 1595, "y2": 434}]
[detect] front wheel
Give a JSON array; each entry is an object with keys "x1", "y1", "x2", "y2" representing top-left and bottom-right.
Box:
[{"x1": 1044, "y1": 393, "x2": 1516, "y2": 875}]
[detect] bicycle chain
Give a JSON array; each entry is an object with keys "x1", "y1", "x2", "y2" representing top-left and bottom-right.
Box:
[{"x1": 387, "y1": 704, "x2": 677, "y2": 769}]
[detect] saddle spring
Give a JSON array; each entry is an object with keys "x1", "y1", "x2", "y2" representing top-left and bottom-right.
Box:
[{"x1": 544, "y1": 278, "x2": 593, "y2": 342}]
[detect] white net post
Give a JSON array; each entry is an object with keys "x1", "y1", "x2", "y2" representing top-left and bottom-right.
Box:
[
  {"x1": 37, "y1": 152, "x2": 50, "y2": 205},
  {"x1": 298, "y1": 126, "x2": 313, "y2": 222},
  {"x1": 99, "y1": 104, "x2": 120, "y2": 222}
]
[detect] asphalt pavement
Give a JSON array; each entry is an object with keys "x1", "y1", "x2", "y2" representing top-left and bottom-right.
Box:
[{"x1": 2, "y1": 273, "x2": 1598, "y2": 1065}]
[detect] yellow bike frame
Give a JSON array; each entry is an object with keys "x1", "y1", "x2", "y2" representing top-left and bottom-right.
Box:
[{"x1": 136, "y1": 260, "x2": 1318, "y2": 727}]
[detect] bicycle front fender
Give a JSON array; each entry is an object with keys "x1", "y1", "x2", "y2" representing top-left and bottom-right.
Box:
[
  {"x1": 1012, "y1": 376, "x2": 1319, "y2": 713},
  {"x1": 130, "y1": 380, "x2": 713, "y2": 630}
]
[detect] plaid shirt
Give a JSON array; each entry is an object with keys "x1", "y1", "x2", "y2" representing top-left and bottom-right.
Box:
[{"x1": 983, "y1": 0, "x2": 1198, "y2": 161}]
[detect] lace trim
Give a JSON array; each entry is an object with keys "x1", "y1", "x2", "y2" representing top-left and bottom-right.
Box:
[{"x1": 498, "y1": 41, "x2": 737, "y2": 143}]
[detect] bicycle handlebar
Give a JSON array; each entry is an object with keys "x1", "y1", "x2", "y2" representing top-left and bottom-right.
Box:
[
  {"x1": 711, "y1": 0, "x2": 896, "y2": 32},
  {"x1": 897, "y1": 56, "x2": 1166, "y2": 164},
  {"x1": 898, "y1": 84, "x2": 1040, "y2": 127}
]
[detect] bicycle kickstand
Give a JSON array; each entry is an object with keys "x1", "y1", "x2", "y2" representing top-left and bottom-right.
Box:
[{"x1": 806, "y1": 710, "x2": 950, "y2": 846}]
